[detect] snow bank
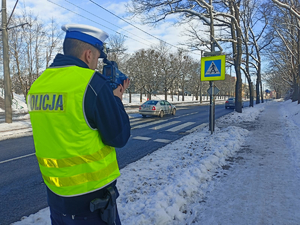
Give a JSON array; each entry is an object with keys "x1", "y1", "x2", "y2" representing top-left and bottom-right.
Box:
[
  {"x1": 12, "y1": 208, "x2": 50, "y2": 225},
  {"x1": 117, "y1": 125, "x2": 249, "y2": 225},
  {"x1": 217, "y1": 103, "x2": 265, "y2": 124},
  {"x1": 279, "y1": 100, "x2": 300, "y2": 178},
  {"x1": 12, "y1": 101, "x2": 289, "y2": 225},
  {"x1": 0, "y1": 88, "x2": 28, "y2": 113}
]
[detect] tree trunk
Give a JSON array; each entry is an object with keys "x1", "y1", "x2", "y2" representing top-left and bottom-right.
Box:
[
  {"x1": 200, "y1": 84, "x2": 202, "y2": 103},
  {"x1": 256, "y1": 79, "x2": 260, "y2": 104},
  {"x1": 260, "y1": 80, "x2": 264, "y2": 103},
  {"x1": 292, "y1": 82, "x2": 298, "y2": 102},
  {"x1": 245, "y1": 76, "x2": 253, "y2": 107},
  {"x1": 129, "y1": 91, "x2": 132, "y2": 103},
  {"x1": 298, "y1": 66, "x2": 300, "y2": 104},
  {"x1": 230, "y1": 2, "x2": 243, "y2": 113}
]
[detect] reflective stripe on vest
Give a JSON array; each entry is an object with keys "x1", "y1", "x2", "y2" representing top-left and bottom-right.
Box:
[
  {"x1": 28, "y1": 66, "x2": 120, "y2": 197},
  {"x1": 36, "y1": 145, "x2": 114, "y2": 168}
]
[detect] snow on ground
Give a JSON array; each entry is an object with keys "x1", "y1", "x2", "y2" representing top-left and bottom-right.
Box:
[
  {"x1": 194, "y1": 100, "x2": 300, "y2": 224},
  {"x1": 0, "y1": 119, "x2": 32, "y2": 141},
  {"x1": 3, "y1": 98, "x2": 300, "y2": 225},
  {"x1": 0, "y1": 88, "x2": 28, "y2": 113}
]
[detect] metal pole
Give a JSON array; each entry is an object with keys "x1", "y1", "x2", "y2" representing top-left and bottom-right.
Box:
[
  {"x1": 298, "y1": 65, "x2": 300, "y2": 104},
  {"x1": 210, "y1": 81, "x2": 215, "y2": 134},
  {"x1": 209, "y1": 0, "x2": 215, "y2": 134},
  {"x1": 2, "y1": 0, "x2": 12, "y2": 123},
  {"x1": 200, "y1": 50, "x2": 203, "y2": 104}
]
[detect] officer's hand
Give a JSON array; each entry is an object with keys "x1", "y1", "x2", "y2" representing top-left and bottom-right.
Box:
[
  {"x1": 122, "y1": 78, "x2": 130, "y2": 90},
  {"x1": 113, "y1": 79, "x2": 130, "y2": 101}
]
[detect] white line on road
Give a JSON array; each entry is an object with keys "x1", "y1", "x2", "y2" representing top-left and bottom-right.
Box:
[
  {"x1": 166, "y1": 122, "x2": 195, "y2": 132},
  {"x1": 154, "y1": 139, "x2": 171, "y2": 143},
  {"x1": 129, "y1": 118, "x2": 142, "y2": 122},
  {"x1": 130, "y1": 119, "x2": 155, "y2": 126},
  {"x1": 132, "y1": 120, "x2": 166, "y2": 129},
  {"x1": 0, "y1": 153, "x2": 35, "y2": 164},
  {"x1": 150, "y1": 121, "x2": 181, "y2": 130},
  {"x1": 132, "y1": 136, "x2": 151, "y2": 141}
]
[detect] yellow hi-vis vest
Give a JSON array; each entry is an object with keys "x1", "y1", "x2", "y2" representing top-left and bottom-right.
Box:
[{"x1": 27, "y1": 66, "x2": 120, "y2": 197}]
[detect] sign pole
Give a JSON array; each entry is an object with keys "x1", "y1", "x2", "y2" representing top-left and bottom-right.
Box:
[
  {"x1": 210, "y1": 81, "x2": 214, "y2": 133},
  {"x1": 209, "y1": 0, "x2": 215, "y2": 134},
  {"x1": 201, "y1": 54, "x2": 225, "y2": 134}
]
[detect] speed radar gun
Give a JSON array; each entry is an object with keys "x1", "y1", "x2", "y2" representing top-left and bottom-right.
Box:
[{"x1": 102, "y1": 57, "x2": 128, "y2": 90}]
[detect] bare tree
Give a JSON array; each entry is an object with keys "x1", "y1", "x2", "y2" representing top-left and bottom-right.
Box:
[
  {"x1": 45, "y1": 19, "x2": 64, "y2": 68},
  {"x1": 19, "y1": 12, "x2": 47, "y2": 91},
  {"x1": 9, "y1": 15, "x2": 28, "y2": 97},
  {"x1": 239, "y1": 0, "x2": 273, "y2": 106},
  {"x1": 126, "y1": 49, "x2": 159, "y2": 101},
  {"x1": 152, "y1": 42, "x2": 174, "y2": 100},
  {"x1": 106, "y1": 34, "x2": 127, "y2": 63},
  {"x1": 272, "y1": 0, "x2": 300, "y2": 19},
  {"x1": 265, "y1": 69, "x2": 289, "y2": 99},
  {"x1": 268, "y1": 0, "x2": 300, "y2": 102},
  {"x1": 128, "y1": 0, "x2": 246, "y2": 112},
  {"x1": 272, "y1": 0, "x2": 300, "y2": 104},
  {"x1": 186, "y1": 60, "x2": 201, "y2": 100}
]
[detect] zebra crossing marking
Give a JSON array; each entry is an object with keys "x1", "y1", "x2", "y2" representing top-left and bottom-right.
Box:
[
  {"x1": 130, "y1": 118, "x2": 155, "y2": 126},
  {"x1": 154, "y1": 139, "x2": 171, "y2": 143},
  {"x1": 166, "y1": 122, "x2": 195, "y2": 132},
  {"x1": 132, "y1": 120, "x2": 166, "y2": 129},
  {"x1": 132, "y1": 136, "x2": 151, "y2": 141},
  {"x1": 130, "y1": 118, "x2": 143, "y2": 122},
  {"x1": 150, "y1": 121, "x2": 181, "y2": 130}
]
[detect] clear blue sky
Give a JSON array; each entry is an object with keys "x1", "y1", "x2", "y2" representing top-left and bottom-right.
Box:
[{"x1": 8, "y1": 0, "x2": 198, "y2": 54}]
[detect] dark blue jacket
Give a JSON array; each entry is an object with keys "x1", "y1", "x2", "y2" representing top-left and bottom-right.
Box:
[{"x1": 46, "y1": 54, "x2": 130, "y2": 215}]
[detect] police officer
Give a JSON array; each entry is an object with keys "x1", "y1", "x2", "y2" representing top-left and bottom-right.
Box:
[{"x1": 27, "y1": 24, "x2": 131, "y2": 224}]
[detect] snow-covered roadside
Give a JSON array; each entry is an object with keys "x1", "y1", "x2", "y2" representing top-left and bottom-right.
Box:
[
  {"x1": 280, "y1": 100, "x2": 300, "y2": 180},
  {"x1": 0, "y1": 88, "x2": 28, "y2": 113},
  {"x1": 117, "y1": 126, "x2": 249, "y2": 225},
  {"x1": 187, "y1": 100, "x2": 300, "y2": 225},
  {"x1": 0, "y1": 118, "x2": 32, "y2": 141},
  {"x1": 11, "y1": 102, "x2": 272, "y2": 225}
]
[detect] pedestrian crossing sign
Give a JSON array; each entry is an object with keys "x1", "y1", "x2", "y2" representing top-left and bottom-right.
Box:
[{"x1": 201, "y1": 55, "x2": 226, "y2": 81}]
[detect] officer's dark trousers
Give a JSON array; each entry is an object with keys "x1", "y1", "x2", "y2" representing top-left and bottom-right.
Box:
[{"x1": 50, "y1": 207, "x2": 121, "y2": 225}]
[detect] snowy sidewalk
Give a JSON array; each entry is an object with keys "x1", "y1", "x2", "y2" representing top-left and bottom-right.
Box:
[
  {"x1": 11, "y1": 100, "x2": 300, "y2": 225},
  {"x1": 196, "y1": 102, "x2": 300, "y2": 224}
]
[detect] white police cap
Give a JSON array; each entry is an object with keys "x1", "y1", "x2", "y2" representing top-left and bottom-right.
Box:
[{"x1": 61, "y1": 24, "x2": 109, "y2": 53}]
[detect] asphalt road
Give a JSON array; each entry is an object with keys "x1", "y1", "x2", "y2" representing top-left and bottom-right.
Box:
[
  {"x1": 117, "y1": 103, "x2": 234, "y2": 168},
  {"x1": 0, "y1": 102, "x2": 237, "y2": 225}
]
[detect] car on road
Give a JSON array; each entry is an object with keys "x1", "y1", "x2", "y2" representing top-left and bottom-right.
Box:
[
  {"x1": 139, "y1": 100, "x2": 176, "y2": 118},
  {"x1": 225, "y1": 97, "x2": 244, "y2": 109}
]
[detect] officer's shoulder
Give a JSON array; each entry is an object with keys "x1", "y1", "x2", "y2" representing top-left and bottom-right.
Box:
[
  {"x1": 89, "y1": 71, "x2": 111, "y2": 93},
  {"x1": 93, "y1": 71, "x2": 108, "y2": 82},
  {"x1": 90, "y1": 71, "x2": 109, "y2": 87}
]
